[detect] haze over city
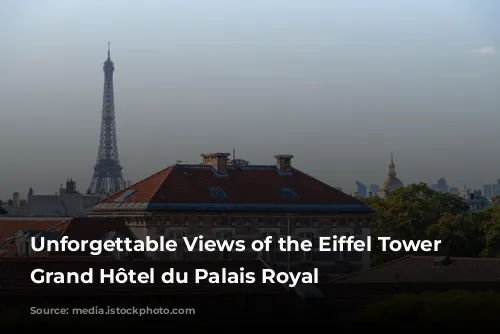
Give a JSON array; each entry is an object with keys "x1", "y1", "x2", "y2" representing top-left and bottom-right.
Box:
[{"x1": 1, "y1": 0, "x2": 500, "y2": 198}]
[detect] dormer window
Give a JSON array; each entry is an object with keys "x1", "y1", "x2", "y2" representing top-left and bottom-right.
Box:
[
  {"x1": 114, "y1": 189, "x2": 136, "y2": 202},
  {"x1": 280, "y1": 188, "x2": 299, "y2": 200},
  {"x1": 209, "y1": 187, "x2": 229, "y2": 199}
]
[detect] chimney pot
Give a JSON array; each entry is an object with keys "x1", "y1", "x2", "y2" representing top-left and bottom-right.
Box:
[
  {"x1": 275, "y1": 154, "x2": 294, "y2": 171},
  {"x1": 201, "y1": 152, "x2": 230, "y2": 174}
]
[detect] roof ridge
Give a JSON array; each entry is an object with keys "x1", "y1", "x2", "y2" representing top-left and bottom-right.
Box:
[{"x1": 330, "y1": 255, "x2": 412, "y2": 283}]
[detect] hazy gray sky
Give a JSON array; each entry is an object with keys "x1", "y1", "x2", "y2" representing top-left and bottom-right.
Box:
[{"x1": 1, "y1": 0, "x2": 500, "y2": 198}]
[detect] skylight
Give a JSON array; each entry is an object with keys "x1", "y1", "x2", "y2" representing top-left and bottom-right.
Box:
[
  {"x1": 209, "y1": 187, "x2": 229, "y2": 199},
  {"x1": 114, "y1": 189, "x2": 136, "y2": 202},
  {"x1": 280, "y1": 188, "x2": 299, "y2": 200}
]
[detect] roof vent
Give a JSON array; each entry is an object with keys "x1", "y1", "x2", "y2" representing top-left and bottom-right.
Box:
[{"x1": 231, "y1": 159, "x2": 249, "y2": 166}]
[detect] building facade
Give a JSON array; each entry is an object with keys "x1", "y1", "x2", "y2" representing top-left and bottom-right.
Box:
[
  {"x1": 3, "y1": 180, "x2": 102, "y2": 216},
  {"x1": 91, "y1": 153, "x2": 374, "y2": 276},
  {"x1": 460, "y1": 188, "x2": 491, "y2": 212}
]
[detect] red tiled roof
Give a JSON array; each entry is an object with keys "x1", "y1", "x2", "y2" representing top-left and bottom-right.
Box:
[
  {"x1": 331, "y1": 256, "x2": 500, "y2": 284},
  {"x1": 103, "y1": 164, "x2": 362, "y2": 206},
  {"x1": 48, "y1": 217, "x2": 146, "y2": 259},
  {"x1": 0, "y1": 218, "x2": 69, "y2": 257}
]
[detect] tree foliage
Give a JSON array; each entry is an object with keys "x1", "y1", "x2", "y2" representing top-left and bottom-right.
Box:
[{"x1": 361, "y1": 183, "x2": 500, "y2": 264}]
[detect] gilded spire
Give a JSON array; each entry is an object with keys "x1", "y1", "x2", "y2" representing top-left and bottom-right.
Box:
[{"x1": 388, "y1": 152, "x2": 396, "y2": 177}]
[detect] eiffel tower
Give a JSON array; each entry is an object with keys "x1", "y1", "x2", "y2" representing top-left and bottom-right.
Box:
[{"x1": 88, "y1": 43, "x2": 125, "y2": 195}]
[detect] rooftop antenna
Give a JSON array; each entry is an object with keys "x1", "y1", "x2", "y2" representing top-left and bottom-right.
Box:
[{"x1": 108, "y1": 41, "x2": 110, "y2": 59}]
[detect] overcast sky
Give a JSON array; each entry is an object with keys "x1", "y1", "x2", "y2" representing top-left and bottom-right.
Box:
[{"x1": 0, "y1": 0, "x2": 500, "y2": 198}]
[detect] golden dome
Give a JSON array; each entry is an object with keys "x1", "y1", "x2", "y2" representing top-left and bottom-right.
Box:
[{"x1": 380, "y1": 153, "x2": 404, "y2": 193}]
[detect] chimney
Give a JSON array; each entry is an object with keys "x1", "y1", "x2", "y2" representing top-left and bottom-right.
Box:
[
  {"x1": 275, "y1": 154, "x2": 294, "y2": 171},
  {"x1": 66, "y1": 179, "x2": 76, "y2": 193},
  {"x1": 201, "y1": 153, "x2": 230, "y2": 174}
]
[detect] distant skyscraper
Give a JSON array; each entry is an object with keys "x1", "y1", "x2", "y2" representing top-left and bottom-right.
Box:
[
  {"x1": 431, "y1": 177, "x2": 449, "y2": 193},
  {"x1": 355, "y1": 181, "x2": 367, "y2": 198},
  {"x1": 436, "y1": 178, "x2": 449, "y2": 193},
  {"x1": 88, "y1": 43, "x2": 125, "y2": 195},
  {"x1": 369, "y1": 184, "x2": 379, "y2": 197},
  {"x1": 483, "y1": 184, "x2": 492, "y2": 198},
  {"x1": 493, "y1": 179, "x2": 500, "y2": 197}
]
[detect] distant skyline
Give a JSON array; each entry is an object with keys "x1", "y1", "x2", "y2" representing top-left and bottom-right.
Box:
[{"x1": 1, "y1": 0, "x2": 500, "y2": 198}]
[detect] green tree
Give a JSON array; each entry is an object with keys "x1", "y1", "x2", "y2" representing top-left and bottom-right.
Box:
[
  {"x1": 362, "y1": 183, "x2": 471, "y2": 264},
  {"x1": 491, "y1": 195, "x2": 500, "y2": 206},
  {"x1": 478, "y1": 204, "x2": 500, "y2": 257},
  {"x1": 426, "y1": 212, "x2": 484, "y2": 257}
]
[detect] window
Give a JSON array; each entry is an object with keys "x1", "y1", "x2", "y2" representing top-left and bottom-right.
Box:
[
  {"x1": 342, "y1": 232, "x2": 350, "y2": 261},
  {"x1": 171, "y1": 231, "x2": 185, "y2": 260},
  {"x1": 216, "y1": 231, "x2": 232, "y2": 260},
  {"x1": 114, "y1": 189, "x2": 136, "y2": 202},
  {"x1": 280, "y1": 188, "x2": 299, "y2": 200},
  {"x1": 209, "y1": 187, "x2": 229, "y2": 199},
  {"x1": 349, "y1": 239, "x2": 363, "y2": 261},
  {"x1": 262, "y1": 232, "x2": 277, "y2": 261},
  {"x1": 299, "y1": 232, "x2": 313, "y2": 261},
  {"x1": 216, "y1": 231, "x2": 231, "y2": 239},
  {"x1": 222, "y1": 249, "x2": 231, "y2": 259}
]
